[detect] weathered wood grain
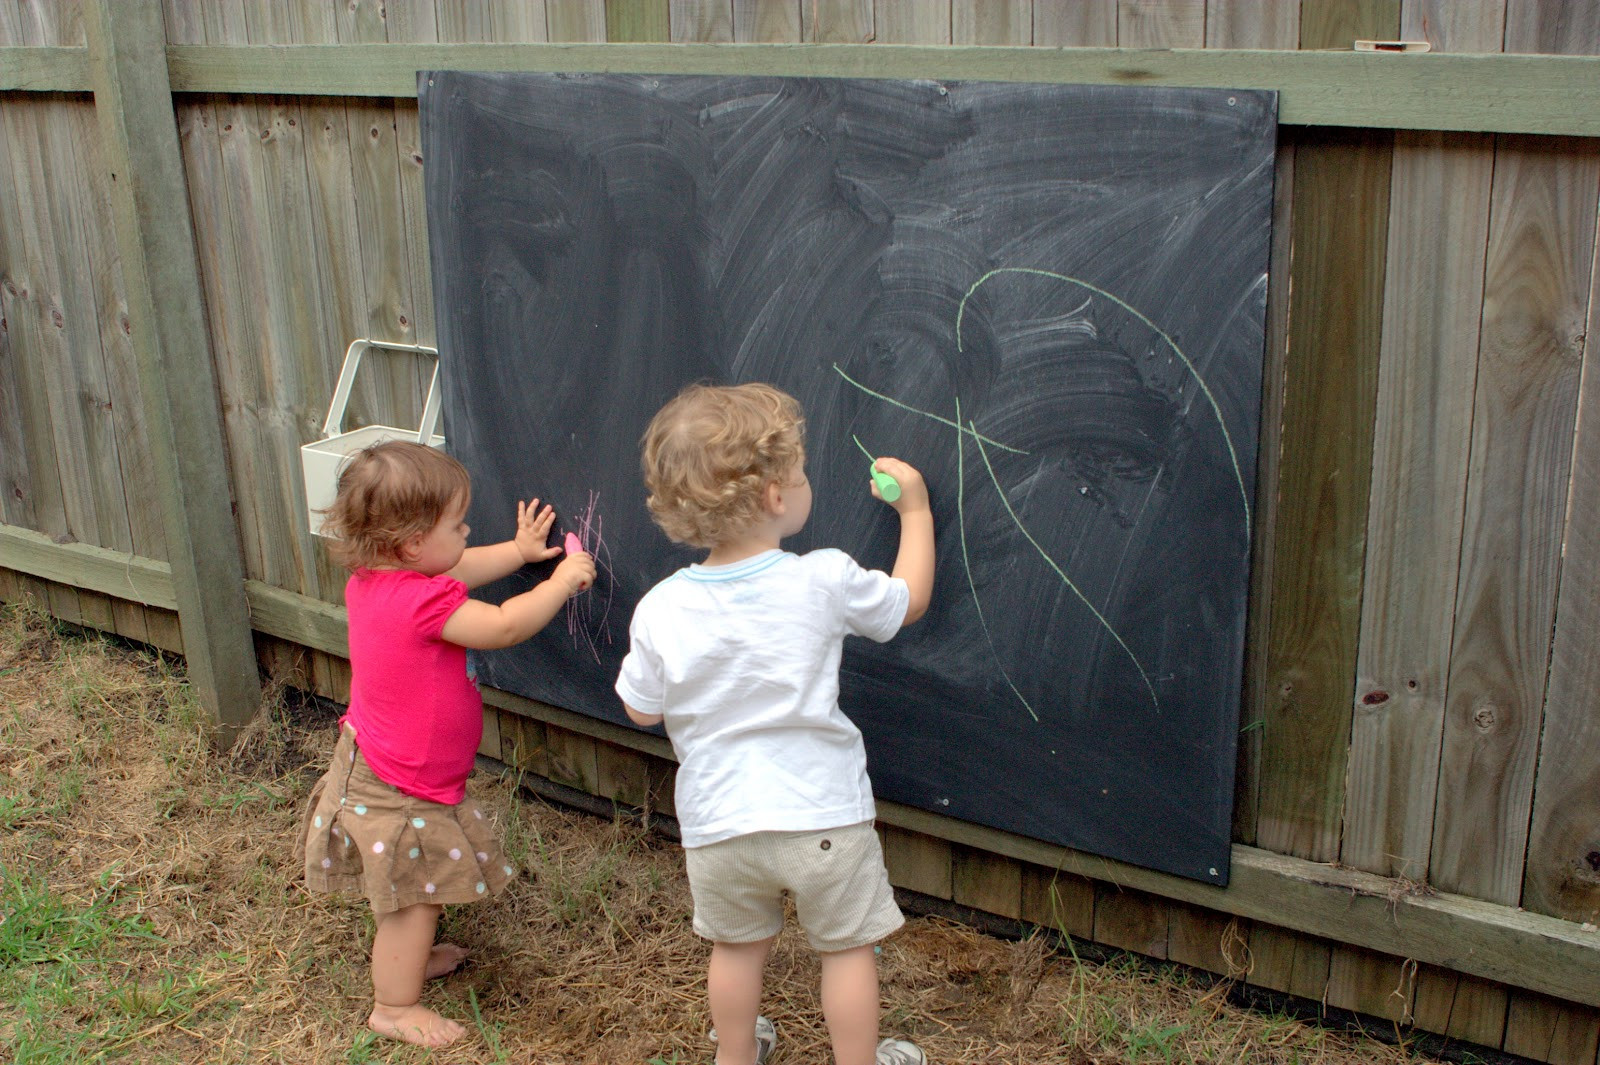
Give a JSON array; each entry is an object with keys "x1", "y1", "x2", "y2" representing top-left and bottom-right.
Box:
[
  {"x1": 1031, "y1": 1, "x2": 1114, "y2": 45},
  {"x1": 953, "y1": 0, "x2": 1027, "y2": 44},
  {"x1": 731, "y1": 0, "x2": 800, "y2": 42},
  {"x1": 1332, "y1": 0, "x2": 1508, "y2": 1036},
  {"x1": 1118, "y1": 0, "x2": 1204, "y2": 47},
  {"x1": 1429, "y1": 134, "x2": 1594, "y2": 904},
  {"x1": 952, "y1": 843, "x2": 1023, "y2": 919},
  {"x1": 874, "y1": 0, "x2": 947, "y2": 44},
  {"x1": 671, "y1": 0, "x2": 732, "y2": 41},
  {"x1": 801, "y1": 0, "x2": 870, "y2": 42}
]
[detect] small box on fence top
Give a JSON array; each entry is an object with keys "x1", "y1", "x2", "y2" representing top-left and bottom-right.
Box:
[{"x1": 301, "y1": 339, "x2": 445, "y2": 537}]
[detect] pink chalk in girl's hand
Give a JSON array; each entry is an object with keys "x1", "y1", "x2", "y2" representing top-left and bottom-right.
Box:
[{"x1": 564, "y1": 532, "x2": 583, "y2": 556}]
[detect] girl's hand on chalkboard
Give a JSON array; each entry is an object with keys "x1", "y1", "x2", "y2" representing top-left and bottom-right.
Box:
[
  {"x1": 514, "y1": 499, "x2": 563, "y2": 564},
  {"x1": 872, "y1": 458, "x2": 928, "y2": 513}
]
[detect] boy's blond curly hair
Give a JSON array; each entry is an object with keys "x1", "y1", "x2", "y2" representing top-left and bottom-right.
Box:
[
  {"x1": 319, "y1": 440, "x2": 471, "y2": 570},
  {"x1": 640, "y1": 382, "x2": 806, "y2": 548}
]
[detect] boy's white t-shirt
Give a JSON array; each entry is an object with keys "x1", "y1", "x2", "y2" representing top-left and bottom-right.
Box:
[{"x1": 615, "y1": 548, "x2": 909, "y2": 848}]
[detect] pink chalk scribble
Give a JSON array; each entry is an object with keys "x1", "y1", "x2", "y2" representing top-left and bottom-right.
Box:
[{"x1": 562, "y1": 490, "x2": 614, "y2": 664}]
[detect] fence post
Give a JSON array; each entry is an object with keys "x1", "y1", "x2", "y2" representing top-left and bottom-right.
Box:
[{"x1": 82, "y1": 0, "x2": 260, "y2": 743}]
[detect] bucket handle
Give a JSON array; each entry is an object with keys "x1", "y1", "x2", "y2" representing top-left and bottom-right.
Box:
[{"x1": 321, "y1": 339, "x2": 442, "y2": 444}]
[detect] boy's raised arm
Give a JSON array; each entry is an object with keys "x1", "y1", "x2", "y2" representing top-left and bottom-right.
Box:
[{"x1": 872, "y1": 457, "x2": 934, "y2": 626}]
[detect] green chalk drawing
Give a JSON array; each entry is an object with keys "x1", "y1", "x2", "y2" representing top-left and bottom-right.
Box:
[
  {"x1": 957, "y1": 267, "x2": 1251, "y2": 532},
  {"x1": 953, "y1": 396, "x2": 1038, "y2": 721},
  {"x1": 970, "y1": 422, "x2": 1159, "y2": 711},
  {"x1": 832, "y1": 363, "x2": 1027, "y2": 455}
]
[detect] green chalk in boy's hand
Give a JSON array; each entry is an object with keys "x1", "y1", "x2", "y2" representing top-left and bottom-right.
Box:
[{"x1": 852, "y1": 434, "x2": 901, "y2": 503}]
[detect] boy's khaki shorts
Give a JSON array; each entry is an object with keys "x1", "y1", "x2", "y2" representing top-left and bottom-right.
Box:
[{"x1": 684, "y1": 820, "x2": 904, "y2": 953}]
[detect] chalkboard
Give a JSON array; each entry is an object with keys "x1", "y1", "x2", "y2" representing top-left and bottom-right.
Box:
[{"x1": 419, "y1": 71, "x2": 1277, "y2": 885}]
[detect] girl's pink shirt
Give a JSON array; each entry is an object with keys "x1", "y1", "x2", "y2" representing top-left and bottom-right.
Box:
[{"x1": 343, "y1": 567, "x2": 481, "y2": 805}]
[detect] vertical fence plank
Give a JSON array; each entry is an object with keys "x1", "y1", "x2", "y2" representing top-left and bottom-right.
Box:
[
  {"x1": 733, "y1": 0, "x2": 800, "y2": 40},
  {"x1": 1246, "y1": 924, "x2": 1332, "y2": 1002},
  {"x1": 1334, "y1": 0, "x2": 1505, "y2": 1032},
  {"x1": 0, "y1": 98, "x2": 68, "y2": 540},
  {"x1": 1522, "y1": 174, "x2": 1600, "y2": 928},
  {"x1": 548, "y1": 0, "x2": 607, "y2": 40},
  {"x1": 1246, "y1": 0, "x2": 1399, "y2": 1008},
  {"x1": 0, "y1": 0, "x2": 29, "y2": 529},
  {"x1": 1461, "y1": 9, "x2": 1600, "y2": 1058},
  {"x1": 1505, "y1": 993, "x2": 1600, "y2": 1065},
  {"x1": 671, "y1": 0, "x2": 732, "y2": 40},
  {"x1": 544, "y1": 727, "x2": 601, "y2": 794},
  {"x1": 593, "y1": 740, "x2": 653, "y2": 808},
  {"x1": 70, "y1": 93, "x2": 164, "y2": 644},
  {"x1": 1165, "y1": 901, "x2": 1236, "y2": 975},
  {"x1": 951, "y1": 844, "x2": 1022, "y2": 920},
  {"x1": 83, "y1": 0, "x2": 260, "y2": 736},
  {"x1": 882, "y1": 823, "x2": 952, "y2": 900},
  {"x1": 1412, "y1": 965, "x2": 1511, "y2": 1051},
  {"x1": 1118, "y1": 0, "x2": 1204, "y2": 45},
  {"x1": 801, "y1": 0, "x2": 870, "y2": 42},
  {"x1": 1429, "y1": 137, "x2": 1595, "y2": 903},
  {"x1": 1093, "y1": 884, "x2": 1168, "y2": 960},
  {"x1": 1252, "y1": 0, "x2": 1396, "y2": 863},
  {"x1": 874, "y1": 0, "x2": 946, "y2": 43},
  {"x1": 3, "y1": 98, "x2": 101, "y2": 572},
  {"x1": 1342, "y1": 5, "x2": 1500, "y2": 883},
  {"x1": 607, "y1": 0, "x2": 669, "y2": 40},
  {"x1": 435, "y1": 0, "x2": 495, "y2": 41},
  {"x1": 1019, "y1": 862, "x2": 1095, "y2": 940},
  {"x1": 1033, "y1": 1, "x2": 1114, "y2": 44},
  {"x1": 953, "y1": 0, "x2": 1025, "y2": 44},
  {"x1": 500, "y1": 712, "x2": 551, "y2": 777},
  {"x1": 1205, "y1": 0, "x2": 1297, "y2": 48},
  {"x1": 1216, "y1": 0, "x2": 1297, "y2": 853},
  {"x1": 477, "y1": 703, "x2": 502, "y2": 759}
]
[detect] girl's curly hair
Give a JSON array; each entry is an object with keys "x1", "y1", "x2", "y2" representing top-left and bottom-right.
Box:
[
  {"x1": 640, "y1": 382, "x2": 805, "y2": 548},
  {"x1": 318, "y1": 440, "x2": 471, "y2": 570}
]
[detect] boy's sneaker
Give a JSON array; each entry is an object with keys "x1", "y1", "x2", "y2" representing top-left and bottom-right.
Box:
[
  {"x1": 708, "y1": 1014, "x2": 778, "y2": 1064},
  {"x1": 875, "y1": 1038, "x2": 927, "y2": 1065}
]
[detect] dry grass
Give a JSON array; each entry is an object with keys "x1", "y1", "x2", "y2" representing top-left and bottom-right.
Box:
[{"x1": 0, "y1": 602, "x2": 1441, "y2": 1064}]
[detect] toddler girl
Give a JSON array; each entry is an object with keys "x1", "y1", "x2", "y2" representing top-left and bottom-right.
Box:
[{"x1": 298, "y1": 439, "x2": 595, "y2": 1046}]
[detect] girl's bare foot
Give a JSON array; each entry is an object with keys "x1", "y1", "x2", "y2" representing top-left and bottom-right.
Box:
[
  {"x1": 368, "y1": 1001, "x2": 466, "y2": 1046},
  {"x1": 426, "y1": 942, "x2": 470, "y2": 979}
]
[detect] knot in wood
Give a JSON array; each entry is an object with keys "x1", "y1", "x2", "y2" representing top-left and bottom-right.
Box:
[{"x1": 1473, "y1": 704, "x2": 1498, "y2": 732}]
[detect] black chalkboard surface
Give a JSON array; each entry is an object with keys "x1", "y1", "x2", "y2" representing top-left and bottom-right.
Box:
[{"x1": 419, "y1": 71, "x2": 1277, "y2": 885}]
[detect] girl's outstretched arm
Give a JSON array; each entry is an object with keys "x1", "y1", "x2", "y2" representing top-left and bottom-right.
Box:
[{"x1": 440, "y1": 551, "x2": 596, "y2": 649}]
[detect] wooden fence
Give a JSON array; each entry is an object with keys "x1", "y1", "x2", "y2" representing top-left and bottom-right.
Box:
[{"x1": 2, "y1": 2, "x2": 1599, "y2": 1061}]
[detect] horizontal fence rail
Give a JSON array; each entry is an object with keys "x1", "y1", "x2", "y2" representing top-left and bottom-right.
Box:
[{"x1": 0, "y1": 43, "x2": 1598, "y2": 134}]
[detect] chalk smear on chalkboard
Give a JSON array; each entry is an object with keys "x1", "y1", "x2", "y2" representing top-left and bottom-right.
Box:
[{"x1": 562, "y1": 490, "x2": 615, "y2": 663}]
